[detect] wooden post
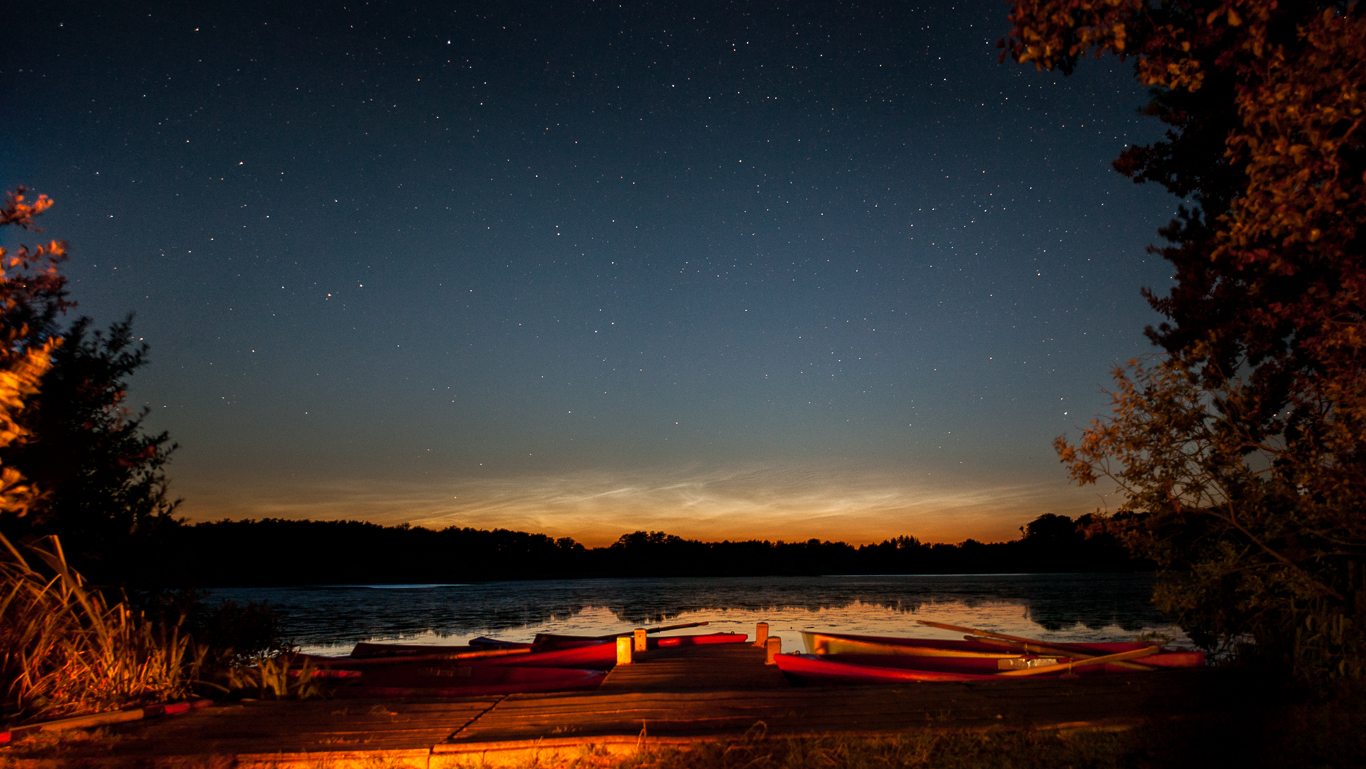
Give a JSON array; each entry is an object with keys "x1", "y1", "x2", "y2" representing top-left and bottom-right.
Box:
[
  {"x1": 616, "y1": 636, "x2": 633, "y2": 665},
  {"x1": 634, "y1": 628, "x2": 647, "y2": 652},
  {"x1": 755, "y1": 622, "x2": 769, "y2": 647},
  {"x1": 765, "y1": 636, "x2": 781, "y2": 665}
]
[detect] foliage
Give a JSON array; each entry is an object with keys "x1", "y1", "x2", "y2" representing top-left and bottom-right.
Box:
[
  {"x1": 131, "y1": 587, "x2": 293, "y2": 664},
  {"x1": 0, "y1": 188, "x2": 180, "y2": 586},
  {"x1": 1008, "y1": 0, "x2": 1366, "y2": 678},
  {"x1": 198, "y1": 653, "x2": 323, "y2": 702},
  {"x1": 1057, "y1": 357, "x2": 1365, "y2": 676},
  {"x1": 0, "y1": 531, "x2": 317, "y2": 723},
  {"x1": 0, "y1": 533, "x2": 196, "y2": 723},
  {"x1": 0, "y1": 189, "x2": 63, "y2": 519},
  {"x1": 0, "y1": 315, "x2": 180, "y2": 580}
]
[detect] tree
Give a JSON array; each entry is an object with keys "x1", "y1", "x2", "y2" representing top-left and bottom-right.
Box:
[
  {"x1": 0, "y1": 189, "x2": 64, "y2": 518},
  {"x1": 3, "y1": 316, "x2": 180, "y2": 572},
  {"x1": 1004, "y1": 2, "x2": 1366, "y2": 678},
  {"x1": 0, "y1": 191, "x2": 179, "y2": 583}
]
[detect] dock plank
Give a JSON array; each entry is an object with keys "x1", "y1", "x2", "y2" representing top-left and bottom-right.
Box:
[
  {"x1": 98, "y1": 698, "x2": 495, "y2": 757},
  {"x1": 444, "y1": 670, "x2": 1247, "y2": 746},
  {"x1": 3, "y1": 645, "x2": 1256, "y2": 767},
  {"x1": 600, "y1": 643, "x2": 789, "y2": 692}
]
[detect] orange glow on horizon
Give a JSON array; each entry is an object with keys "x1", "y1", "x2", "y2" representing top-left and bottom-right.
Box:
[{"x1": 176, "y1": 462, "x2": 1118, "y2": 547}]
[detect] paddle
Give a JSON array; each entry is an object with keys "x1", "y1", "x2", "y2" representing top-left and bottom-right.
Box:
[
  {"x1": 995, "y1": 645, "x2": 1161, "y2": 677},
  {"x1": 916, "y1": 619, "x2": 1159, "y2": 672},
  {"x1": 592, "y1": 621, "x2": 710, "y2": 639}
]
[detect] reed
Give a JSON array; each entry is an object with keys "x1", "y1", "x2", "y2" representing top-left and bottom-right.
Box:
[
  {"x1": 196, "y1": 653, "x2": 324, "y2": 701},
  {"x1": 0, "y1": 533, "x2": 195, "y2": 722}
]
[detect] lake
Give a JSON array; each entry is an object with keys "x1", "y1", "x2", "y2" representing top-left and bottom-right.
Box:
[{"x1": 210, "y1": 573, "x2": 1188, "y2": 656}]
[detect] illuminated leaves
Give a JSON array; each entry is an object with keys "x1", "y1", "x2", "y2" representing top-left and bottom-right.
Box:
[
  {"x1": 1008, "y1": 1, "x2": 1366, "y2": 677},
  {"x1": 0, "y1": 189, "x2": 62, "y2": 518}
]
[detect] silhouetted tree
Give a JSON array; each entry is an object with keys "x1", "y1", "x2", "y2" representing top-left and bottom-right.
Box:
[
  {"x1": 1, "y1": 316, "x2": 179, "y2": 578},
  {"x1": 0, "y1": 191, "x2": 180, "y2": 583},
  {"x1": 1006, "y1": 0, "x2": 1366, "y2": 677}
]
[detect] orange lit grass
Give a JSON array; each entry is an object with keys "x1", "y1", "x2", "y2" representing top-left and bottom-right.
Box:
[{"x1": 0, "y1": 534, "x2": 195, "y2": 722}]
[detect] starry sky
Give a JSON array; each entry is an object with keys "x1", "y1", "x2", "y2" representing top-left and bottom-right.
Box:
[{"x1": 3, "y1": 0, "x2": 1181, "y2": 546}]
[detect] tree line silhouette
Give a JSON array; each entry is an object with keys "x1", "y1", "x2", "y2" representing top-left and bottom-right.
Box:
[{"x1": 147, "y1": 512, "x2": 1149, "y2": 587}]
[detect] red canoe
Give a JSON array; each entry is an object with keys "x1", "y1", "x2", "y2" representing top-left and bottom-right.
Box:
[
  {"x1": 775, "y1": 648, "x2": 1204, "y2": 684},
  {"x1": 326, "y1": 664, "x2": 606, "y2": 698},
  {"x1": 469, "y1": 632, "x2": 748, "y2": 669},
  {"x1": 532, "y1": 631, "x2": 749, "y2": 647},
  {"x1": 801, "y1": 631, "x2": 1202, "y2": 665},
  {"x1": 345, "y1": 632, "x2": 749, "y2": 670}
]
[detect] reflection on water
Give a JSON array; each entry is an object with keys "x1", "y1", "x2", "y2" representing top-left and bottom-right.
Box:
[{"x1": 210, "y1": 573, "x2": 1188, "y2": 656}]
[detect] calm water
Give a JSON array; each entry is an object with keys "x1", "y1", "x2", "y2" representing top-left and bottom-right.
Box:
[{"x1": 209, "y1": 573, "x2": 1188, "y2": 656}]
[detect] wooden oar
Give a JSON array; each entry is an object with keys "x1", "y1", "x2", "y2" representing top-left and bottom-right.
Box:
[
  {"x1": 968, "y1": 635, "x2": 1158, "y2": 664},
  {"x1": 592, "y1": 621, "x2": 710, "y2": 639},
  {"x1": 996, "y1": 645, "x2": 1160, "y2": 677},
  {"x1": 917, "y1": 619, "x2": 1158, "y2": 671}
]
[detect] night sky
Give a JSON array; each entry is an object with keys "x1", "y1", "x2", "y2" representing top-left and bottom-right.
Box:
[{"x1": 3, "y1": 1, "x2": 1180, "y2": 546}]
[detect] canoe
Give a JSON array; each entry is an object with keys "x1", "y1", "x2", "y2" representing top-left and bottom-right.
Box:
[
  {"x1": 349, "y1": 641, "x2": 540, "y2": 659},
  {"x1": 532, "y1": 631, "x2": 749, "y2": 647},
  {"x1": 776, "y1": 648, "x2": 1203, "y2": 685},
  {"x1": 801, "y1": 631, "x2": 1026, "y2": 658},
  {"x1": 352, "y1": 631, "x2": 745, "y2": 659},
  {"x1": 777, "y1": 653, "x2": 1016, "y2": 683},
  {"x1": 467, "y1": 640, "x2": 618, "y2": 669},
  {"x1": 472, "y1": 632, "x2": 749, "y2": 669},
  {"x1": 801, "y1": 631, "x2": 1204, "y2": 668},
  {"x1": 469, "y1": 636, "x2": 537, "y2": 649},
  {"x1": 325, "y1": 664, "x2": 606, "y2": 698},
  {"x1": 340, "y1": 631, "x2": 748, "y2": 670}
]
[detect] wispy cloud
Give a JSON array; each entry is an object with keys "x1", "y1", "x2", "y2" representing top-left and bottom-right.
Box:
[{"x1": 179, "y1": 460, "x2": 1112, "y2": 546}]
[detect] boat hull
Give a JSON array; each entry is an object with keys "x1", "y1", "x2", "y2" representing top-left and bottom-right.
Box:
[
  {"x1": 776, "y1": 653, "x2": 1003, "y2": 682},
  {"x1": 347, "y1": 632, "x2": 749, "y2": 670},
  {"x1": 801, "y1": 631, "x2": 1203, "y2": 668},
  {"x1": 532, "y1": 632, "x2": 749, "y2": 647},
  {"x1": 776, "y1": 648, "x2": 1205, "y2": 685},
  {"x1": 801, "y1": 631, "x2": 1023, "y2": 658}
]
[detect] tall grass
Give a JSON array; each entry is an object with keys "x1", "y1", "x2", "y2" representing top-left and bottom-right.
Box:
[{"x1": 0, "y1": 533, "x2": 196, "y2": 722}]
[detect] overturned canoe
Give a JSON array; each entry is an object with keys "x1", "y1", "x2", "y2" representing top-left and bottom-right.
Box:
[
  {"x1": 777, "y1": 652, "x2": 1011, "y2": 683},
  {"x1": 801, "y1": 631, "x2": 1203, "y2": 669},
  {"x1": 353, "y1": 631, "x2": 744, "y2": 657},
  {"x1": 346, "y1": 632, "x2": 747, "y2": 671},
  {"x1": 776, "y1": 646, "x2": 1202, "y2": 685},
  {"x1": 479, "y1": 632, "x2": 748, "y2": 668},
  {"x1": 532, "y1": 631, "x2": 748, "y2": 647},
  {"x1": 801, "y1": 631, "x2": 1025, "y2": 658}
]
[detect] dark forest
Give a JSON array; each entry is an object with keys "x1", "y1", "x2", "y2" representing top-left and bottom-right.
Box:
[{"x1": 146, "y1": 512, "x2": 1147, "y2": 587}]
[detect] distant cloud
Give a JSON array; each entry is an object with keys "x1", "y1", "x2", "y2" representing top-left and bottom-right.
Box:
[{"x1": 179, "y1": 460, "x2": 1112, "y2": 546}]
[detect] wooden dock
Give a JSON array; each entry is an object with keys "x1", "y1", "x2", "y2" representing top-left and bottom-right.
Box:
[
  {"x1": 598, "y1": 640, "x2": 788, "y2": 691},
  {"x1": 0, "y1": 641, "x2": 1255, "y2": 768}
]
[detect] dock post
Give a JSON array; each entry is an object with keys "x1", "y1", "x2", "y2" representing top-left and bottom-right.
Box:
[
  {"x1": 616, "y1": 636, "x2": 633, "y2": 665},
  {"x1": 755, "y1": 622, "x2": 769, "y2": 647},
  {"x1": 765, "y1": 636, "x2": 781, "y2": 665},
  {"x1": 634, "y1": 628, "x2": 647, "y2": 652}
]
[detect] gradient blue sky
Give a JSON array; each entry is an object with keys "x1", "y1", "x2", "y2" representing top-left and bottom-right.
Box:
[{"x1": 3, "y1": 0, "x2": 1179, "y2": 545}]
